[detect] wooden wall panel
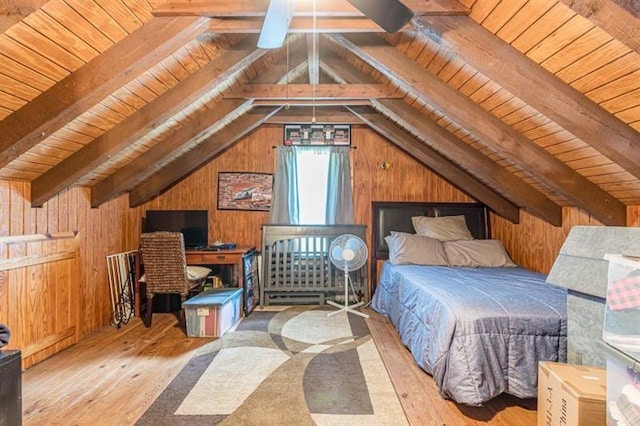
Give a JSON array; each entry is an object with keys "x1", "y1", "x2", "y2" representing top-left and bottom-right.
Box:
[
  {"x1": 0, "y1": 232, "x2": 80, "y2": 368},
  {"x1": 627, "y1": 205, "x2": 640, "y2": 227},
  {"x1": 351, "y1": 125, "x2": 474, "y2": 250},
  {"x1": 139, "y1": 125, "x2": 281, "y2": 248},
  {"x1": 138, "y1": 125, "x2": 474, "y2": 253},
  {"x1": 491, "y1": 205, "x2": 640, "y2": 274},
  {"x1": 141, "y1": 124, "x2": 640, "y2": 277},
  {"x1": 0, "y1": 183, "x2": 135, "y2": 368},
  {"x1": 138, "y1": 124, "x2": 474, "y2": 284}
]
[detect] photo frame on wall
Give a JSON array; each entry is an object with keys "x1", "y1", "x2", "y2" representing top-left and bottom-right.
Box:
[
  {"x1": 217, "y1": 172, "x2": 273, "y2": 211},
  {"x1": 284, "y1": 124, "x2": 350, "y2": 146}
]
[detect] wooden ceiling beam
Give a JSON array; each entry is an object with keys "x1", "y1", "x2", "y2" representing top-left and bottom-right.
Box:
[
  {"x1": 224, "y1": 84, "x2": 400, "y2": 100},
  {"x1": 253, "y1": 99, "x2": 371, "y2": 106},
  {"x1": 129, "y1": 106, "x2": 281, "y2": 207},
  {"x1": 415, "y1": 15, "x2": 640, "y2": 180},
  {"x1": 267, "y1": 107, "x2": 363, "y2": 124},
  {"x1": 348, "y1": 105, "x2": 521, "y2": 224},
  {"x1": 307, "y1": 34, "x2": 320, "y2": 84},
  {"x1": 93, "y1": 45, "x2": 308, "y2": 207},
  {"x1": 153, "y1": 0, "x2": 469, "y2": 17},
  {"x1": 90, "y1": 99, "x2": 251, "y2": 207},
  {"x1": 205, "y1": 17, "x2": 397, "y2": 33},
  {"x1": 31, "y1": 36, "x2": 269, "y2": 208},
  {"x1": 374, "y1": 99, "x2": 561, "y2": 225},
  {"x1": 556, "y1": 0, "x2": 640, "y2": 55},
  {"x1": 321, "y1": 54, "x2": 561, "y2": 225},
  {"x1": 330, "y1": 33, "x2": 627, "y2": 226},
  {"x1": 0, "y1": 16, "x2": 210, "y2": 169},
  {"x1": 268, "y1": 48, "x2": 311, "y2": 85}
]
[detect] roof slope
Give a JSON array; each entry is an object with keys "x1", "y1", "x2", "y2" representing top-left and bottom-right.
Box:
[{"x1": 0, "y1": 0, "x2": 638, "y2": 226}]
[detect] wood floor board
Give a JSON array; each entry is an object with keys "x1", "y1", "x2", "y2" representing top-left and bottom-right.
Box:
[
  {"x1": 22, "y1": 314, "x2": 213, "y2": 425},
  {"x1": 21, "y1": 309, "x2": 538, "y2": 425}
]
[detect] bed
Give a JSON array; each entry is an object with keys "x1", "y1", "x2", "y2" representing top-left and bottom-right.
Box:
[{"x1": 370, "y1": 201, "x2": 567, "y2": 406}]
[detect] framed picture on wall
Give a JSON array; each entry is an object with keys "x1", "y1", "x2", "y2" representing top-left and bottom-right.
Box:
[{"x1": 217, "y1": 172, "x2": 273, "y2": 211}]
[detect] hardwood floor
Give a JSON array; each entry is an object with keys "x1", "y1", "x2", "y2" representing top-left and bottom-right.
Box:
[{"x1": 21, "y1": 309, "x2": 537, "y2": 426}]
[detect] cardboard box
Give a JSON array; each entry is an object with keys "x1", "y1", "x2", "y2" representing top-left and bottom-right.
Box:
[
  {"x1": 537, "y1": 361, "x2": 607, "y2": 426},
  {"x1": 183, "y1": 288, "x2": 243, "y2": 337}
]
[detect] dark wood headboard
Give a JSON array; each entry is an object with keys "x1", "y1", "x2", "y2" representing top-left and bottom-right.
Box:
[{"x1": 371, "y1": 201, "x2": 490, "y2": 287}]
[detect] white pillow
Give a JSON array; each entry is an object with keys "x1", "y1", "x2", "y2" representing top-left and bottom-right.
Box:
[
  {"x1": 187, "y1": 265, "x2": 212, "y2": 281},
  {"x1": 385, "y1": 232, "x2": 448, "y2": 266},
  {"x1": 412, "y1": 215, "x2": 474, "y2": 242},
  {"x1": 139, "y1": 265, "x2": 211, "y2": 283},
  {"x1": 444, "y1": 240, "x2": 516, "y2": 267}
]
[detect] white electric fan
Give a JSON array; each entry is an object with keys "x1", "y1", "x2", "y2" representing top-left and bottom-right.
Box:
[{"x1": 327, "y1": 234, "x2": 369, "y2": 318}]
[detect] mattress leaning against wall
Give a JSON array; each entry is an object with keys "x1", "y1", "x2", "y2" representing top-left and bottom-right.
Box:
[{"x1": 546, "y1": 226, "x2": 640, "y2": 366}]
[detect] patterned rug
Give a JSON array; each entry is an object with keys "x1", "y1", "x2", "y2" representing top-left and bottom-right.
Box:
[{"x1": 136, "y1": 305, "x2": 408, "y2": 425}]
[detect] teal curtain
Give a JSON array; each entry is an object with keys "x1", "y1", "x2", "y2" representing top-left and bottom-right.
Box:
[
  {"x1": 269, "y1": 146, "x2": 299, "y2": 224},
  {"x1": 270, "y1": 145, "x2": 354, "y2": 225},
  {"x1": 325, "y1": 146, "x2": 354, "y2": 224}
]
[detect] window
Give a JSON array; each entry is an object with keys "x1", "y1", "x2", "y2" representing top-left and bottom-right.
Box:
[
  {"x1": 270, "y1": 145, "x2": 354, "y2": 225},
  {"x1": 296, "y1": 148, "x2": 330, "y2": 224}
]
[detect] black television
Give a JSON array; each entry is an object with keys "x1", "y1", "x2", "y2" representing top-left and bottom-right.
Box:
[{"x1": 144, "y1": 210, "x2": 209, "y2": 249}]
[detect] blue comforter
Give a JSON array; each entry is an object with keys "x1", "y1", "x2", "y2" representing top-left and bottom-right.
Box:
[{"x1": 372, "y1": 262, "x2": 567, "y2": 405}]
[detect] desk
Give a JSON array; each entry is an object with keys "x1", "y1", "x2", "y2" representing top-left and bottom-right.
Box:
[
  {"x1": 134, "y1": 246, "x2": 256, "y2": 317},
  {"x1": 185, "y1": 246, "x2": 255, "y2": 289}
]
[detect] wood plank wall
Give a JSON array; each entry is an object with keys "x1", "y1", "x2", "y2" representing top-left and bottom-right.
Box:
[
  {"x1": 139, "y1": 125, "x2": 280, "y2": 245},
  {"x1": 0, "y1": 181, "x2": 139, "y2": 368},
  {"x1": 139, "y1": 124, "x2": 474, "y2": 247},
  {"x1": 1, "y1": 124, "x2": 638, "y2": 367},
  {"x1": 493, "y1": 205, "x2": 640, "y2": 274},
  {"x1": 138, "y1": 123, "x2": 640, "y2": 274}
]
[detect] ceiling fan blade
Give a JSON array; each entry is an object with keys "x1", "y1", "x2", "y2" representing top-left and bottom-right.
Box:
[
  {"x1": 258, "y1": 0, "x2": 296, "y2": 49},
  {"x1": 347, "y1": 0, "x2": 414, "y2": 33}
]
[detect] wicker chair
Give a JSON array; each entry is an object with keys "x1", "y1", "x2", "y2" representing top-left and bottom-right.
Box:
[{"x1": 139, "y1": 231, "x2": 208, "y2": 327}]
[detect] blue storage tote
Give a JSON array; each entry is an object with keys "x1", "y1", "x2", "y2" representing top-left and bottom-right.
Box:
[{"x1": 183, "y1": 288, "x2": 243, "y2": 337}]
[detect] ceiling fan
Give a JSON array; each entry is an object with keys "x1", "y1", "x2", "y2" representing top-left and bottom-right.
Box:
[{"x1": 257, "y1": 0, "x2": 414, "y2": 49}]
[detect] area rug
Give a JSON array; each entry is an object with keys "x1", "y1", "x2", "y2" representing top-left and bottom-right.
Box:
[{"x1": 136, "y1": 305, "x2": 408, "y2": 425}]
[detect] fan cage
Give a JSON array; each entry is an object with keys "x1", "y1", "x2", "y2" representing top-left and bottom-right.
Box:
[{"x1": 329, "y1": 234, "x2": 368, "y2": 271}]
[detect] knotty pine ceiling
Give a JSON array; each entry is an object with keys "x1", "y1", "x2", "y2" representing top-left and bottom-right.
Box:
[{"x1": 0, "y1": 0, "x2": 638, "y2": 227}]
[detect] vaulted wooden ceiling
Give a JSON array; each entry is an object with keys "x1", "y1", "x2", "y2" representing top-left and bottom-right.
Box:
[{"x1": 0, "y1": 0, "x2": 638, "y2": 227}]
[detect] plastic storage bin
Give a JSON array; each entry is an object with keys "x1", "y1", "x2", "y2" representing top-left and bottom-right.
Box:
[
  {"x1": 600, "y1": 341, "x2": 640, "y2": 426},
  {"x1": 183, "y1": 288, "x2": 243, "y2": 337},
  {"x1": 603, "y1": 254, "x2": 640, "y2": 361}
]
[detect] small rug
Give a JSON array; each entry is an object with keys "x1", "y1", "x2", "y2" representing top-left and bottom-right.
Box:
[{"x1": 136, "y1": 305, "x2": 408, "y2": 425}]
